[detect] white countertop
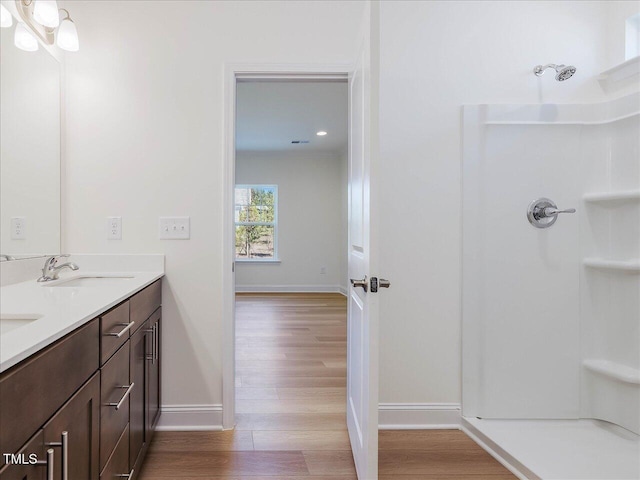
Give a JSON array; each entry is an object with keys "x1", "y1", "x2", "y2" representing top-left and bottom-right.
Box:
[{"x1": 0, "y1": 267, "x2": 164, "y2": 373}]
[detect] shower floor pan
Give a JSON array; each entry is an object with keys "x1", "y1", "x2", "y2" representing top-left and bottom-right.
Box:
[{"x1": 462, "y1": 417, "x2": 640, "y2": 480}]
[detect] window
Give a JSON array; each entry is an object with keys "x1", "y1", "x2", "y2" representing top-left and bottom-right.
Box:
[
  {"x1": 235, "y1": 185, "x2": 277, "y2": 260},
  {"x1": 626, "y1": 13, "x2": 640, "y2": 60}
]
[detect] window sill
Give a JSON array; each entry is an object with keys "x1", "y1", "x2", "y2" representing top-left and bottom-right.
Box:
[{"x1": 235, "y1": 259, "x2": 281, "y2": 264}]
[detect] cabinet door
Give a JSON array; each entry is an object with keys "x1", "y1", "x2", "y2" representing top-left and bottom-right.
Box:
[
  {"x1": 100, "y1": 343, "x2": 130, "y2": 473},
  {"x1": 43, "y1": 373, "x2": 100, "y2": 480},
  {"x1": 146, "y1": 309, "x2": 161, "y2": 441},
  {"x1": 0, "y1": 319, "x2": 99, "y2": 467},
  {"x1": 0, "y1": 431, "x2": 45, "y2": 480},
  {"x1": 129, "y1": 319, "x2": 149, "y2": 470}
]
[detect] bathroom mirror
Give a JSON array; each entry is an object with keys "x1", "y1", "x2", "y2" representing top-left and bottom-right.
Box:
[{"x1": 0, "y1": 11, "x2": 61, "y2": 261}]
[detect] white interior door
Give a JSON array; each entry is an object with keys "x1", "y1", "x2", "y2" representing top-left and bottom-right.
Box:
[{"x1": 347, "y1": 5, "x2": 379, "y2": 478}]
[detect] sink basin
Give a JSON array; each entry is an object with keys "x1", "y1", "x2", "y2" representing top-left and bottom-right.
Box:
[
  {"x1": 51, "y1": 276, "x2": 135, "y2": 288},
  {"x1": 0, "y1": 314, "x2": 43, "y2": 335}
]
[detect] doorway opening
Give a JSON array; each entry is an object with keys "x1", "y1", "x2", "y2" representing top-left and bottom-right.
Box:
[{"x1": 225, "y1": 74, "x2": 352, "y2": 471}]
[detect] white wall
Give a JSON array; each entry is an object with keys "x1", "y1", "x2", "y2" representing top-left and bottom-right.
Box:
[
  {"x1": 63, "y1": 0, "x2": 365, "y2": 425},
  {"x1": 378, "y1": 0, "x2": 618, "y2": 408},
  {"x1": 62, "y1": 0, "x2": 637, "y2": 427},
  {"x1": 235, "y1": 151, "x2": 347, "y2": 292}
]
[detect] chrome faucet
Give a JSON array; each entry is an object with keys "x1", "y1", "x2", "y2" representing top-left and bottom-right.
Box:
[{"x1": 37, "y1": 254, "x2": 79, "y2": 282}]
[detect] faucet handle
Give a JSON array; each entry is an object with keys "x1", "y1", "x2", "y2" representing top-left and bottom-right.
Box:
[{"x1": 43, "y1": 254, "x2": 69, "y2": 269}]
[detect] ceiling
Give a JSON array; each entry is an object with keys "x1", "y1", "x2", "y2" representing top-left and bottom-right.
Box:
[{"x1": 236, "y1": 81, "x2": 348, "y2": 154}]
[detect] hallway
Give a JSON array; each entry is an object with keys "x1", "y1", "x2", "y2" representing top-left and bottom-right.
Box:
[{"x1": 140, "y1": 293, "x2": 355, "y2": 478}]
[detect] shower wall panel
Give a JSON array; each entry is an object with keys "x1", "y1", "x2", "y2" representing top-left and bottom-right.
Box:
[
  {"x1": 579, "y1": 96, "x2": 640, "y2": 434},
  {"x1": 462, "y1": 106, "x2": 581, "y2": 419},
  {"x1": 463, "y1": 92, "x2": 640, "y2": 431}
]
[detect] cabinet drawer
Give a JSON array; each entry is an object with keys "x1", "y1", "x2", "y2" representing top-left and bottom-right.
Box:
[
  {"x1": 0, "y1": 319, "x2": 99, "y2": 468},
  {"x1": 100, "y1": 424, "x2": 130, "y2": 480},
  {"x1": 100, "y1": 343, "x2": 131, "y2": 472},
  {"x1": 101, "y1": 301, "x2": 131, "y2": 365},
  {"x1": 130, "y1": 280, "x2": 161, "y2": 332}
]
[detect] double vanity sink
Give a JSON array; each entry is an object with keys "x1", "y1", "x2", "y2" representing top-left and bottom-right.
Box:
[
  {"x1": 0, "y1": 255, "x2": 164, "y2": 374},
  {"x1": 0, "y1": 276, "x2": 134, "y2": 335},
  {"x1": 0, "y1": 254, "x2": 165, "y2": 480}
]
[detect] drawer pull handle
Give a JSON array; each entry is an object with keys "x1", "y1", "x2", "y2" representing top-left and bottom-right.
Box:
[
  {"x1": 145, "y1": 325, "x2": 156, "y2": 364},
  {"x1": 115, "y1": 469, "x2": 134, "y2": 479},
  {"x1": 46, "y1": 431, "x2": 68, "y2": 480},
  {"x1": 104, "y1": 321, "x2": 135, "y2": 338},
  {"x1": 105, "y1": 383, "x2": 135, "y2": 410},
  {"x1": 35, "y1": 448, "x2": 55, "y2": 480}
]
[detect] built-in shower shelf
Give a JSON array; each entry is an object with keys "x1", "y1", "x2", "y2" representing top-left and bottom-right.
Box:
[
  {"x1": 583, "y1": 258, "x2": 640, "y2": 273},
  {"x1": 583, "y1": 359, "x2": 640, "y2": 385},
  {"x1": 483, "y1": 111, "x2": 639, "y2": 126},
  {"x1": 583, "y1": 190, "x2": 640, "y2": 205}
]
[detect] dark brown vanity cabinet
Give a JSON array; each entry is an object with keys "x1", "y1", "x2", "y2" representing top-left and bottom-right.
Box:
[
  {"x1": 128, "y1": 287, "x2": 162, "y2": 479},
  {"x1": 0, "y1": 432, "x2": 46, "y2": 480},
  {"x1": 0, "y1": 351, "x2": 101, "y2": 480},
  {"x1": 129, "y1": 319, "x2": 148, "y2": 472},
  {"x1": 43, "y1": 373, "x2": 101, "y2": 480},
  {"x1": 146, "y1": 309, "x2": 161, "y2": 440},
  {"x1": 0, "y1": 279, "x2": 162, "y2": 480}
]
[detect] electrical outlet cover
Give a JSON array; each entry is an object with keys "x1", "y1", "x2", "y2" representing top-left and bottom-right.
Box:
[
  {"x1": 11, "y1": 217, "x2": 26, "y2": 240},
  {"x1": 107, "y1": 217, "x2": 122, "y2": 240}
]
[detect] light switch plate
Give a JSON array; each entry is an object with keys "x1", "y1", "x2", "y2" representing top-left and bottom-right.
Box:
[
  {"x1": 159, "y1": 217, "x2": 190, "y2": 239},
  {"x1": 11, "y1": 217, "x2": 26, "y2": 240},
  {"x1": 107, "y1": 217, "x2": 122, "y2": 240}
]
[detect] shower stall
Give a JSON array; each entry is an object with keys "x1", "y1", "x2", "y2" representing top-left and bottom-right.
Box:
[{"x1": 461, "y1": 68, "x2": 640, "y2": 479}]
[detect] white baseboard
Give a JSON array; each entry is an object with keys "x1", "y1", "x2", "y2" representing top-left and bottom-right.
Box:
[
  {"x1": 236, "y1": 284, "x2": 345, "y2": 294},
  {"x1": 338, "y1": 285, "x2": 348, "y2": 296},
  {"x1": 157, "y1": 404, "x2": 223, "y2": 431},
  {"x1": 378, "y1": 403, "x2": 461, "y2": 430}
]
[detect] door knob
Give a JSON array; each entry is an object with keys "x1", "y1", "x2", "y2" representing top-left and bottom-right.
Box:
[
  {"x1": 370, "y1": 277, "x2": 391, "y2": 293},
  {"x1": 350, "y1": 276, "x2": 368, "y2": 292}
]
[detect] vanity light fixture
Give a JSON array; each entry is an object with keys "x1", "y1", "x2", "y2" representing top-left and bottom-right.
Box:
[
  {"x1": 1, "y1": 4, "x2": 13, "y2": 28},
  {"x1": 14, "y1": 0, "x2": 79, "y2": 51},
  {"x1": 55, "y1": 8, "x2": 77, "y2": 51},
  {"x1": 316, "y1": 131, "x2": 328, "y2": 136},
  {"x1": 32, "y1": 0, "x2": 59, "y2": 28},
  {"x1": 14, "y1": 22, "x2": 38, "y2": 51}
]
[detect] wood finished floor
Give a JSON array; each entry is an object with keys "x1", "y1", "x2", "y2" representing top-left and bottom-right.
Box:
[{"x1": 138, "y1": 293, "x2": 516, "y2": 479}]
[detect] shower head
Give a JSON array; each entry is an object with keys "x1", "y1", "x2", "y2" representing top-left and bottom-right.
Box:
[{"x1": 533, "y1": 64, "x2": 577, "y2": 81}]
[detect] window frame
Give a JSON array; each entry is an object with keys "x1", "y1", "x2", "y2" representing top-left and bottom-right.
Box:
[{"x1": 234, "y1": 184, "x2": 279, "y2": 262}]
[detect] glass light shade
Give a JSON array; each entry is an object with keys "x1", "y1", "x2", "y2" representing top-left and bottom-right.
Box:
[
  {"x1": 0, "y1": 4, "x2": 12, "y2": 28},
  {"x1": 33, "y1": 0, "x2": 59, "y2": 28},
  {"x1": 14, "y1": 23, "x2": 39, "y2": 51},
  {"x1": 56, "y1": 17, "x2": 78, "y2": 51}
]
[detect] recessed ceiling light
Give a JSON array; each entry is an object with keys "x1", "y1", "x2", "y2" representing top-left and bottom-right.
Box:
[{"x1": 316, "y1": 131, "x2": 327, "y2": 136}]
